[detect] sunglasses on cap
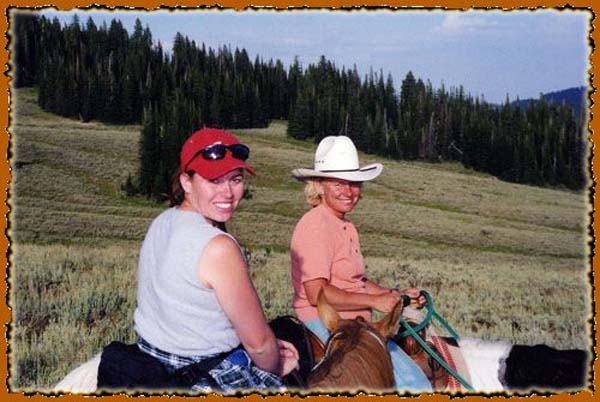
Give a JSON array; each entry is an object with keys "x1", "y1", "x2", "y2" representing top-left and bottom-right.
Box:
[{"x1": 184, "y1": 143, "x2": 250, "y2": 172}]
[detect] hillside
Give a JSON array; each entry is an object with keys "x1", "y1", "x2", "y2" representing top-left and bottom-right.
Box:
[
  {"x1": 9, "y1": 88, "x2": 591, "y2": 390},
  {"x1": 512, "y1": 86, "x2": 587, "y2": 115}
]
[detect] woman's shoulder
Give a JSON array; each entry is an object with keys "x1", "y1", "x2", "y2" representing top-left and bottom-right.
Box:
[
  {"x1": 292, "y1": 205, "x2": 340, "y2": 238},
  {"x1": 294, "y1": 205, "x2": 323, "y2": 227},
  {"x1": 151, "y1": 207, "x2": 189, "y2": 225},
  {"x1": 151, "y1": 207, "x2": 227, "y2": 240},
  {"x1": 297, "y1": 205, "x2": 344, "y2": 226},
  {"x1": 144, "y1": 208, "x2": 175, "y2": 234},
  {"x1": 204, "y1": 233, "x2": 241, "y2": 255},
  {"x1": 198, "y1": 234, "x2": 246, "y2": 282}
]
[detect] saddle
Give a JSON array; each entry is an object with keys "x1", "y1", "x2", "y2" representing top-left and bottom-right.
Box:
[
  {"x1": 394, "y1": 321, "x2": 450, "y2": 390},
  {"x1": 269, "y1": 315, "x2": 325, "y2": 387}
]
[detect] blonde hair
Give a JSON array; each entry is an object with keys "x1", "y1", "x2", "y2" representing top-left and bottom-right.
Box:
[{"x1": 304, "y1": 179, "x2": 323, "y2": 207}]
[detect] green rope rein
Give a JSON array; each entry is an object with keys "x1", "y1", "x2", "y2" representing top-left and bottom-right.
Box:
[{"x1": 396, "y1": 291, "x2": 475, "y2": 392}]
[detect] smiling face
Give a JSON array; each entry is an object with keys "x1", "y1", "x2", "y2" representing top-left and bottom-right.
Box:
[
  {"x1": 316, "y1": 178, "x2": 362, "y2": 219},
  {"x1": 180, "y1": 169, "x2": 245, "y2": 225}
]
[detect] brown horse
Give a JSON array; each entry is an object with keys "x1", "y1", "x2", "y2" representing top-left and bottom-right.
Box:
[{"x1": 307, "y1": 291, "x2": 404, "y2": 392}]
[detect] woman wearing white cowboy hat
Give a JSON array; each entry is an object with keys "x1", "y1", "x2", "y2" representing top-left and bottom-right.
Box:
[{"x1": 290, "y1": 135, "x2": 432, "y2": 392}]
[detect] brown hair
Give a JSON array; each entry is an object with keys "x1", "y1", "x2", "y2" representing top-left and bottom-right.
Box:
[{"x1": 169, "y1": 170, "x2": 191, "y2": 207}]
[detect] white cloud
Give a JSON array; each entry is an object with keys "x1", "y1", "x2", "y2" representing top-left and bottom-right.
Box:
[{"x1": 436, "y1": 13, "x2": 498, "y2": 34}]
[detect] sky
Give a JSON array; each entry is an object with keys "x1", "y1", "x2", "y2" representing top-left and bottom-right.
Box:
[{"x1": 34, "y1": 8, "x2": 591, "y2": 105}]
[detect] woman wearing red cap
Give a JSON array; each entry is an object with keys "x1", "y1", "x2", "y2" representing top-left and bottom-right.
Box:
[{"x1": 133, "y1": 128, "x2": 298, "y2": 392}]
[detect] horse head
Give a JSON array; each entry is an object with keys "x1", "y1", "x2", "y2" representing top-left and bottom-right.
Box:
[
  {"x1": 395, "y1": 321, "x2": 427, "y2": 356},
  {"x1": 307, "y1": 290, "x2": 404, "y2": 392}
]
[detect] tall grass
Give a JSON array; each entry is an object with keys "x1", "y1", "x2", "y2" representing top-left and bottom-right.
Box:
[{"x1": 8, "y1": 88, "x2": 591, "y2": 391}]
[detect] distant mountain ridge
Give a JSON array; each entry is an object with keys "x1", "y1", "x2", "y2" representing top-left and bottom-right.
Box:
[{"x1": 511, "y1": 86, "x2": 587, "y2": 115}]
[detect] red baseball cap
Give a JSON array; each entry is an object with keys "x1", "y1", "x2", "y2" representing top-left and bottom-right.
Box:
[{"x1": 180, "y1": 128, "x2": 255, "y2": 180}]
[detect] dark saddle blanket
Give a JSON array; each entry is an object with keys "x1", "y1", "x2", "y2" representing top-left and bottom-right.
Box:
[
  {"x1": 269, "y1": 315, "x2": 325, "y2": 387},
  {"x1": 97, "y1": 341, "x2": 232, "y2": 391}
]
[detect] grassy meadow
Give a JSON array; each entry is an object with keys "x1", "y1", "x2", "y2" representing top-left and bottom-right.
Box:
[{"x1": 8, "y1": 87, "x2": 592, "y2": 391}]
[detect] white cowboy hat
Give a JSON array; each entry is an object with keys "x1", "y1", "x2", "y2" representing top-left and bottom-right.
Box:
[{"x1": 292, "y1": 136, "x2": 383, "y2": 182}]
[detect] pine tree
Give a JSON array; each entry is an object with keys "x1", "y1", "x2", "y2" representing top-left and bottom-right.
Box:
[
  {"x1": 387, "y1": 128, "x2": 399, "y2": 159},
  {"x1": 139, "y1": 103, "x2": 162, "y2": 197},
  {"x1": 288, "y1": 89, "x2": 311, "y2": 140},
  {"x1": 13, "y1": 13, "x2": 40, "y2": 87}
]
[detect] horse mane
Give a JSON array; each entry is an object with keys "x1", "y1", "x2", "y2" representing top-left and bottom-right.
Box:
[{"x1": 308, "y1": 317, "x2": 394, "y2": 391}]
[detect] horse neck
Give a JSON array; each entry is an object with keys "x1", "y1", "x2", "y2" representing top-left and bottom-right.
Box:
[{"x1": 308, "y1": 324, "x2": 394, "y2": 391}]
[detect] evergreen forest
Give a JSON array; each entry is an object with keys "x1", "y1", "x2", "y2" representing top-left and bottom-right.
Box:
[{"x1": 13, "y1": 13, "x2": 589, "y2": 199}]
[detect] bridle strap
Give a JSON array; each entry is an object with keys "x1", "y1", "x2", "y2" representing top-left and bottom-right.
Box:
[
  {"x1": 363, "y1": 327, "x2": 387, "y2": 350},
  {"x1": 312, "y1": 325, "x2": 387, "y2": 373}
]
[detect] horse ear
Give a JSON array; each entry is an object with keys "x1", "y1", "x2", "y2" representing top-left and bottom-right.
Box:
[
  {"x1": 373, "y1": 298, "x2": 404, "y2": 339},
  {"x1": 316, "y1": 289, "x2": 340, "y2": 333}
]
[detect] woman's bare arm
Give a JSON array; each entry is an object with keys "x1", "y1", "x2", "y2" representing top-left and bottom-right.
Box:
[
  {"x1": 197, "y1": 235, "x2": 282, "y2": 374},
  {"x1": 303, "y1": 278, "x2": 401, "y2": 314},
  {"x1": 362, "y1": 278, "x2": 393, "y2": 295}
]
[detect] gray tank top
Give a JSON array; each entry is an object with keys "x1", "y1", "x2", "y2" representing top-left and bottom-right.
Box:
[{"x1": 134, "y1": 207, "x2": 240, "y2": 356}]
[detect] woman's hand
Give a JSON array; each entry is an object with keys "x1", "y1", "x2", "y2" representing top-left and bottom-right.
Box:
[
  {"x1": 397, "y1": 288, "x2": 426, "y2": 308},
  {"x1": 371, "y1": 291, "x2": 402, "y2": 313},
  {"x1": 276, "y1": 339, "x2": 300, "y2": 377}
]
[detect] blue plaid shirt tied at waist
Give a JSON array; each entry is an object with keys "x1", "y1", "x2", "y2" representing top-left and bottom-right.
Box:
[{"x1": 137, "y1": 336, "x2": 283, "y2": 393}]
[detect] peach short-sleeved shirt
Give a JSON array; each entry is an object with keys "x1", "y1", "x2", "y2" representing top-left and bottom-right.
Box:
[{"x1": 290, "y1": 204, "x2": 371, "y2": 322}]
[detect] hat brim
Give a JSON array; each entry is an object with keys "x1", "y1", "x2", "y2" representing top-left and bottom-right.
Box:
[
  {"x1": 190, "y1": 158, "x2": 255, "y2": 180},
  {"x1": 291, "y1": 163, "x2": 383, "y2": 182}
]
